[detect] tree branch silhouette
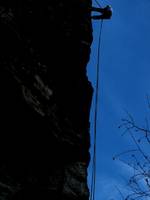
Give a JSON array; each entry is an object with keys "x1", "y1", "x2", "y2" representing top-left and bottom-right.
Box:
[{"x1": 114, "y1": 109, "x2": 150, "y2": 199}]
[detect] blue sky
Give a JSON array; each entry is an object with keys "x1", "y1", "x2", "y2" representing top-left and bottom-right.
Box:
[{"x1": 87, "y1": 0, "x2": 150, "y2": 199}]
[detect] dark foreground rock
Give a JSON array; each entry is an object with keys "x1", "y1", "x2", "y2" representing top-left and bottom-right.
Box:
[{"x1": 0, "y1": 1, "x2": 93, "y2": 199}]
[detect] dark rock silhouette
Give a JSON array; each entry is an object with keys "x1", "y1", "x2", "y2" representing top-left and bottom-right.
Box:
[{"x1": 0, "y1": 0, "x2": 93, "y2": 199}]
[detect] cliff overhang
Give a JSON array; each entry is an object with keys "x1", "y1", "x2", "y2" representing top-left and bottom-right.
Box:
[{"x1": 0, "y1": 1, "x2": 93, "y2": 199}]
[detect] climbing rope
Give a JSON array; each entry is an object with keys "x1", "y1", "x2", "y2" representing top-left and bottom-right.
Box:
[
  {"x1": 95, "y1": 0, "x2": 103, "y2": 8},
  {"x1": 90, "y1": 19, "x2": 103, "y2": 200}
]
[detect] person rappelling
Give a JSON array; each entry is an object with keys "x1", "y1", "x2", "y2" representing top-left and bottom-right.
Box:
[{"x1": 91, "y1": 5, "x2": 112, "y2": 20}]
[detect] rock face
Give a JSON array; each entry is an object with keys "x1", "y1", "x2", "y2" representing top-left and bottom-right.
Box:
[{"x1": 0, "y1": 0, "x2": 93, "y2": 199}]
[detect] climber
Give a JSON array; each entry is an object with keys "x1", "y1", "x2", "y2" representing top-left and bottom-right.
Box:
[{"x1": 91, "y1": 5, "x2": 112, "y2": 20}]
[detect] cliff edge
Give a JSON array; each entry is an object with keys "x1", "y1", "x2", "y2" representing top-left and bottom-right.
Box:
[{"x1": 0, "y1": 0, "x2": 93, "y2": 199}]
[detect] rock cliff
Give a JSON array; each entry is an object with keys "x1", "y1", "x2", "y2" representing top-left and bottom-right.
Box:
[{"x1": 0, "y1": 0, "x2": 93, "y2": 199}]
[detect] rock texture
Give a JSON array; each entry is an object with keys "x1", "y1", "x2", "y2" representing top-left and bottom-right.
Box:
[{"x1": 0, "y1": 0, "x2": 93, "y2": 199}]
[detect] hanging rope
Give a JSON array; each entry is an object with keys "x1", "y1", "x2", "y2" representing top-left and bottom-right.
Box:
[
  {"x1": 90, "y1": 19, "x2": 103, "y2": 200},
  {"x1": 95, "y1": 0, "x2": 102, "y2": 8}
]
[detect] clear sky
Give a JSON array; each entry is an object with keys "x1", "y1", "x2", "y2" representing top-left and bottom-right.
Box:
[{"x1": 87, "y1": 0, "x2": 150, "y2": 199}]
